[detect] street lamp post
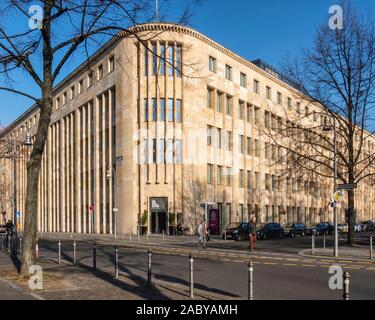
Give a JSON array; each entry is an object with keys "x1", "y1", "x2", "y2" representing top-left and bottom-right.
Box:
[
  {"x1": 323, "y1": 116, "x2": 338, "y2": 257},
  {"x1": 106, "y1": 166, "x2": 118, "y2": 239}
]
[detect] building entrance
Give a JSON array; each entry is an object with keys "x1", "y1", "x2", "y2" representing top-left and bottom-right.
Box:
[{"x1": 149, "y1": 197, "x2": 168, "y2": 234}]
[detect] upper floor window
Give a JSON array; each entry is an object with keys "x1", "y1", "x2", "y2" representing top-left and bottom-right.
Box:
[
  {"x1": 240, "y1": 72, "x2": 247, "y2": 88},
  {"x1": 175, "y1": 100, "x2": 182, "y2": 123},
  {"x1": 56, "y1": 97, "x2": 60, "y2": 109},
  {"x1": 207, "y1": 164, "x2": 214, "y2": 184},
  {"x1": 167, "y1": 46, "x2": 174, "y2": 76},
  {"x1": 226, "y1": 95, "x2": 232, "y2": 115},
  {"x1": 159, "y1": 44, "x2": 166, "y2": 76},
  {"x1": 217, "y1": 91, "x2": 223, "y2": 113},
  {"x1": 277, "y1": 92, "x2": 282, "y2": 105},
  {"x1": 70, "y1": 86, "x2": 75, "y2": 100},
  {"x1": 108, "y1": 56, "x2": 115, "y2": 73},
  {"x1": 207, "y1": 125, "x2": 213, "y2": 146},
  {"x1": 239, "y1": 100, "x2": 245, "y2": 120},
  {"x1": 209, "y1": 56, "x2": 217, "y2": 73},
  {"x1": 225, "y1": 65, "x2": 232, "y2": 81},
  {"x1": 97, "y1": 64, "x2": 103, "y2": 80},
  {"x1": 207, "y1": 87, "x2": 214, "y2": 109},
  {"x1": 152, "y1": 44, "x2": 157, "y2": 76},
  {"x1": 78, "y1": 79, "x2": 84, "y2": 94},
  {"x1": 88, "y1": 72, "x2": 93, "y2": 87},
  {"x1": 253, "y1": 79, "x2": 259, "y2": 94},
  {"x1": 287, "y1": 97, "x2": 292, "y2": 109},
  {"x1": 266, "y1": 86, "x2": 272, "y2": 100},
  {"x1": 63, "y1": 91, "x2": 67, "y2": 105}
]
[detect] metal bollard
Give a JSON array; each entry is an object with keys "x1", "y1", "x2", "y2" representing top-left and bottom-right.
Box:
[
  {"x1": 248, "y1": 261, "x2": 254, "y2": 300},
  {"x1": 370, "y1": 236, "x2": 373, "y2": 260},
  {"x1": 115, "y1": 246, "x2": 119, "y2": 279},
  {"x1": 311, "y1": 234, "x2": 315, "y2": 255},
  {"x1": 224, "y1": 231, "x2": 227, "y2": 241},
  {"x1": 36, "y1": 238, "x2": 39, "y2": 258},
  {"x1": 147, "y1": 249, "x2": 152, "y2": 286},
  {"x1": 129, "y1": 233, "x2": 132, "y2": 241},
  {"x1": 189, "y1": 254, "x2": 194, "y2": 298},
  {"x1": 73, "y1": 241, "x2": 77, "y2": 265},
  {"x1": 19, "y1": 237, "x2": 22, "y2": 256},
  {"x1": 137, "y1": 229, "x2": 140, "y2": 242},
  {"x1": 323, "y1": 233, "x2": 326, "y2": 249},
  {"x1": 1, "y1": 234, "x2": 3, "y2": 250},
  {"x1": 162, "y1": 230, "x2": 165, "y2": 241},
  {"x1": 58, "y1": 240, "x2": 61, "y2": 264},
  {"x1": 93, "y1": 242, "x2": 97, "y2": 271},
  {"x1": 343, "y1": 272, "x2": 350, "y2": 300}
]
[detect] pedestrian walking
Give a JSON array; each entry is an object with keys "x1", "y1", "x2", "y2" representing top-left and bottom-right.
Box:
[
  {"x1": 196, "y1": 220, "x2": 206, "y2": 247},
  {"x1": 248, "y1": 215, "x2": 257, "y2": 252}
]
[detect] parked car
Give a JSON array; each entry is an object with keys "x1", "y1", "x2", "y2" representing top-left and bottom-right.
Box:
[
  {"x1": 257, "y1": 223, "x2": 284, "y2": 240},
  {"x1": 306, "y1": 223, "x2": 330, "y2": 236},
  {"x1": 222, "y1": 222, "x2": 249, "y2": 241},
  {"x1": 337, "y1": 223, "x2": 349, "y2": 233},
  {"x1": 321, "y1": 222, "x2": 335, "y2": 235},
  {"x1": 354, "y1": 223, "x2": 362, "y2": 233},
  {"x1": 283, "y1": 223, "x2": 306, "y2": 238},
  {"x1": 361, "y1": 221, "x2": 375, "y2": 232}
]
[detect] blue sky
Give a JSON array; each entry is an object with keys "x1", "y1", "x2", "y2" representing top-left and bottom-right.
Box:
[{"x1": 1, "y1": 0, "x2": 374, "y2": 125}]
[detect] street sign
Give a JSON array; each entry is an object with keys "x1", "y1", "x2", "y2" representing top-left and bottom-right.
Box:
[
  {"x1": 16, "y1": 211, "x2": 21, "y2": 218},
  {"x1": 337, "y1": 183, "x2": 357, "y2": 190},
  {"x1": 113, "y1": 208, "x2": 118, "y2": 212}
]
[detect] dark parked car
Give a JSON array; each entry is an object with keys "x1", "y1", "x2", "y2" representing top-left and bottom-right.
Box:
[
  {"x1": 257, "y1": 223, "x2": 284, "y2": 240},
  {"x1": 306, "y1": 223, "x2": 330, "y2": 236},
  {"x1": 321, "y1": 222, "x2": 334, "y2": 235},
  {"x1": 361, "y1": 221, "x2": 375, "y2": 232},
  {"x1": 283, "y1": 223, "x2": 306, "y2": 238},
  {"x1": 223, "y1": 222, "x2": 249, "y2": 241}
]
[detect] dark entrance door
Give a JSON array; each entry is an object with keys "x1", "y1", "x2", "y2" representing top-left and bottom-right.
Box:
[
  {"x1": 151, "y1": 212, "x2": 167, "y2": 234},
  {"x1": 150, "y1": 197, "x2": 168, "y2": 234}
]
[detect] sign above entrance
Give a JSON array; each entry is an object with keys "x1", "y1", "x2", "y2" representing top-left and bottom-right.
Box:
[
  {"x1": 150, "y1": 198, "x2": 167, "y2": 212},
  {"x1": 337, "y1": 184, "x2": 357, "y2": 190}
]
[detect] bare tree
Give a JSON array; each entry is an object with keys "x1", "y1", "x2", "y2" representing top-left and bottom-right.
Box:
[
  {"x1": 263, "y1": 1, "x2": 375, "y2": 245},
  {"x1": 0, "y1": 0, "x2": 194, "y2": 275}
]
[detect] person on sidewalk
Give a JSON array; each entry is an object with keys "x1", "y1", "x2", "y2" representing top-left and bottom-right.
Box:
[
  {"x1": 248, "y1": 215, "x2": 257, "y2": 252},
  {"x1": 196, "y1": 220, "x2": 206, "y2": 248}
]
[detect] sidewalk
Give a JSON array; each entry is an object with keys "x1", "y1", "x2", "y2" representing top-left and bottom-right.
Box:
[
  {"x1": 0, "y1": 249, "x2": 232, "y2": 300},
  {"x1": 299, "y1": 246, "x2": 374, "y2": 263}
]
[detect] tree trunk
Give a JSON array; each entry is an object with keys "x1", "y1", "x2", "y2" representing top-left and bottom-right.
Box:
[
  {"x1": 20, "y1": 98, "x2": 52, "y2": 276},
  {"x1": 347, "y1": 189, "x2": 355, "y2": 245}
]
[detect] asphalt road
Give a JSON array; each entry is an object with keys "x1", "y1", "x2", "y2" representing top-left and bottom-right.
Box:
[{"x1": 37, "y1": 238, "x2": 375, "y2": 300}]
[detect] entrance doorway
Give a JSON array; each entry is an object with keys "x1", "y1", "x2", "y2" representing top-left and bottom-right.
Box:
[{"x1": 151, "y1": 212, "x2": 167, "y2": 234}]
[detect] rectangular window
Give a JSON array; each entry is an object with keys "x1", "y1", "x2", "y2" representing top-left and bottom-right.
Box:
[
  {"x1": 255, "y1": 172, "x2": 260, "y2": 189},
  {"x1": 152, "y1": 44, "x2": 158, "y2": 75},
  {"x1": 226, "y1": 130, "x2": 232, "y2": 151},
  {"x1": 207, "y1": 164, "x2": 214, "y2": 184},
  {"x1": 209, "y1": 56, "x2": 217, "y2": 73},
  {"x1": 207, "y1": 125, "x2": 213, "y2": 146},
  {"x1": 264, "y1": 111, "x2": 270, "y2": 129},
  {"x1": 175, "y1": 139, "x2": 182, "y2": 164},
  {"x1": 265, "y1": 142, "x2": 270, "y2": 159},
  {"x1": 246, "y1": 105, "x2": 251, "y2": 122},
  {"x1": 247, "y1": 137, "x2": 251, "y2": 155},
  {"x1": 88, "y1": 73, "x2": 93, "y2": 87},
  {"x1": 226, "y1": 167, "x2": 232, "y2": 186},
  {"x1": 168, "y1": 99, "x2": 173, "y2": 122},
  {"x1": 217, "y1": 128, "x2": 222, "y2": 148},
  {"x1": 265, "y1": 174, "x2": 271, "y2": 191},
  {"x1": 247, "y1": 171, "x2": 251, "y2": 189},
  {"x1": 217, "y1": 92, "x2": 223, "y2": 112},
  {"x1": 167, "y1": 46, "x2": 174, "y2": 76},
  {"x1": 239, "y1": 169, "x2": 244, "y2": 188},
  {"x1": 70, "y1": 86, "x2": 75, "y2": 100},
  {"x1": 254, "y1": 139, "x2": 260, "y2": 157},
  {"x1": 266, "y1": 86, "x2": 271, "y2": 99},
  {"x1": 159, "y1": 44, "x2": 166, "y2": 76},
  {"x1": 152, "y1": 98, "x2": 157, "y2": 121},
  {"x1": 217, "y1": 166, "x2": 223, "y2": 185},
  {"x1": 63, "y1": 92, "x2": 67, "y2": 105},
  {"x1": 144, "y1": 46, "x2": 149, "y2": 76},
  {"x1": 144, "y1": 139, "x2": 149, "y2": 164},
  {"x1": 226, "y1": 95, "x2": 232, "y2": 115},
  {"x1": 288, "y1": 97, "x2": 292, "y2": 109},
  {"x1": 97, "y1": 64, "x2": 103, "y2": 80},
  {"x1": 225, "y1": 65, "x2": 232, "y2": 80},
  {"x1": 277, "y1": 92, "x2": 282, "y2": 105},
  {"x1": 297, "y1": 102, "x2": 301, "y2": 114},
  {"x1": 239, "y1": 135, "x2": 244, "y2": 154},
  {"x1": 56, "y1": 97, "x2": 60, "y2": 109},
  {"x1": 159, "y1": 139, "x2": 165, "y2": 163},
  {"x1": 239, "y1": 101, "x2": 245, "y2": 120},
  {"x1": 175, "y1": 45, "x2": 182, "y2": 77},
  {"x1": 254, "y1": 107, "x2": 260, "y2": 125},
  {"x1": 240, "y1": 72, "x2": 247, "y2": 88},
  {"x1": 152, "y1": 139, "x2": 157, "y2": 164},
  {"x1": 175, "y1": 100, "x2": 182, "y2": 123},
  {"x1": 108, "y1": 56, "x2": 115, "y2": 73},
  {"x1": 144, "y1": 99, "x2": 149, "y2": 121},
  {"x1": 78, "y1": 80, "x2": 83, "y2": 94},
  {"x1": 207, "y1": 88, "x2": 214, "y2": 109},
  {"x1": 253, "y1": 79, "x2": 259, "y2": 94},
  {"x1": 160, "y1": 98, "x2": 165, "y2": 121},
  {"x1": 166, "y1": 139, "x2": 173, "y2": 164}
]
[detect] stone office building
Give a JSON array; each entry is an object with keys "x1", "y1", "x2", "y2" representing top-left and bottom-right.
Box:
[{"x1": 0, "y1": 23, "x2": 374, "y2": 236}]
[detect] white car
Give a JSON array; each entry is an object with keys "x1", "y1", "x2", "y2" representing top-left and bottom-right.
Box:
[
  {"x1": 354, "y1": 223, "x2": 362, "y2": 233},
  {"x1": 337, "y1": 223, "x2": 348, "y2": 233}
]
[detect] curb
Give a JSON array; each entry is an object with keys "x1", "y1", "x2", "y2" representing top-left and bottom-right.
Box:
[
  {"x1": 0, "y1": 275, "x2": 45, "y2": 300},
  {"x1": 298, "y1": 249, "x2": 375, "y2": 263}
]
